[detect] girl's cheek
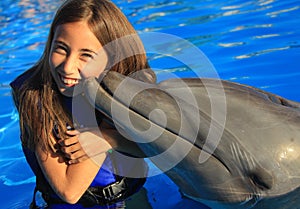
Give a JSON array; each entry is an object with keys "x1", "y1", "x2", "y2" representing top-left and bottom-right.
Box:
[{"x1": 49, "y1": 53, "x2": 60, "y2": 69}]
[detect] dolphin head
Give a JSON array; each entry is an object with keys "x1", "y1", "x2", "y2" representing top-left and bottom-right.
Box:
[{"x1": 83, "y1": 71, "x2": 300, "y2": 208}]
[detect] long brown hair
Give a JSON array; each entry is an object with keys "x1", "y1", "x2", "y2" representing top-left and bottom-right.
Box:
[{"x1": 12, "y1": 0, "x2": 156, "y2": 152}]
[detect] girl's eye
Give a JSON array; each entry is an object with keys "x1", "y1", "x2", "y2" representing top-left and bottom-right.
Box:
[
  {"x1": 80, "y1": 53, "x2": 94, "y2": 62},
  {"x1": 54, "y1": 45, "x2": 68, "y2": 55}
]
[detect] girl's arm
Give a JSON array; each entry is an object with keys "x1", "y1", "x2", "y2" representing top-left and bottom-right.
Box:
[
  {"x1": 35, "y1": 129, "x2": 111, "y2": 204},
  {"x1": 58, "y1": 121, "x2": 146, "y2": 165}
]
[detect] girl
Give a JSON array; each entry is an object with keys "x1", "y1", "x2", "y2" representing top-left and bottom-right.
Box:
[{"x1": 10, "y1": 0, "x2": 156, "y2": 208}]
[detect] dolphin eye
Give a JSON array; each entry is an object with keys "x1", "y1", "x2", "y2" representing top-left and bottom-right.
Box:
[{"x1": 249, "y1": 168, "x2": 273, "y2": 190}]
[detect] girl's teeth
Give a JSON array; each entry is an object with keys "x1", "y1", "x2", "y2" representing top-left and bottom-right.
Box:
[{"x1": 61, "y1": 76, "x2": 78, "y2": 85}]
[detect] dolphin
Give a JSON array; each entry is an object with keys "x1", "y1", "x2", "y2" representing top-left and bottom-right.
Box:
[{"x1": 83, "y1": 71, "x2": 300, "y2": 209}]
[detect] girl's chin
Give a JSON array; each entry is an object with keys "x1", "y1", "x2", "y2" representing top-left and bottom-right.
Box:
[{"x1": 59, "y1": 84, "x2": 83, "y2": 97}]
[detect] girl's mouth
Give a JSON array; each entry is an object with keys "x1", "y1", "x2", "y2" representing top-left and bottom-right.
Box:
[{"x1": 60, "y1": 75, "x2": 80, "y2": 87}]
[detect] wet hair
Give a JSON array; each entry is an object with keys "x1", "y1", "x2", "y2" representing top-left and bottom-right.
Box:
[{"x1": 13, "y1": 0, "x2": 156, "y2": 152}]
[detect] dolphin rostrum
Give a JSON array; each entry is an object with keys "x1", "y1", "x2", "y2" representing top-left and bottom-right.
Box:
[{"x1": 83, "y1": 71, "x2": 300, "y2": 209}]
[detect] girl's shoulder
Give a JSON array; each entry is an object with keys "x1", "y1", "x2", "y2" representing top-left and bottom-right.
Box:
[{"x1": 10, "y1": 67, "x2": 37, "y2": 90}]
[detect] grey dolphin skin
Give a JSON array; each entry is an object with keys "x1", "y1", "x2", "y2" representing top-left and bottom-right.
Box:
[{"x1": 83, "y1": 71, "x2": 300, "y2": 209}]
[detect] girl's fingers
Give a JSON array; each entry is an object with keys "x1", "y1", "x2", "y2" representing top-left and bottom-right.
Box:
[
  {"x1": 59, "y1": 142, "x2": 88, "y2": 163},
  {"x1": 66, "y1": 129, "x2": 80, "y2": 136},
  {"x1": 60, "y1": 141, "x2": 82, "y2": 154},
  {"x1": 64, "y1": 149, "x2": 87, "y2": 160},
  {"x1": 67, "y1": 154, "x2": 89, "y2": 164},
  {"x1": 57, "y1": 131, "x2": 89, "y2": 163},
  {"x1": 58, "y1": 136, "x2": 79, "y2": 146},
  {"x1": 57, "y1": 128, "x2": 110, "y2": 164}
]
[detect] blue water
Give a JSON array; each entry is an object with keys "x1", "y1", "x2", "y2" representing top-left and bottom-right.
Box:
[{"x1": 0, "y1": 0, "x2": 299, "y2": 208}]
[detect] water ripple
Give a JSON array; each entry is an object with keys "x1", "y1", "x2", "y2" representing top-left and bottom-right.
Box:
[
  {"x1": 267, "y1": 5, "x2": 300, "y2": 17},
  {"x1": 235, "y1": 46, "x2": 290, "y2": 59},
  {"x1": 0, "y1": 175, "x2": 35, "y2": 186}
]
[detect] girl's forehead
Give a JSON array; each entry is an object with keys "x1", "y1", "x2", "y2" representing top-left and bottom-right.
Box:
[{"x1": 52, "y1": 21, "x2": 102, "y2": 50}]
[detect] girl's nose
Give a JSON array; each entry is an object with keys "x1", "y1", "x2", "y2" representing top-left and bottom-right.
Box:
[{"x1": 62, "y1": 55, "x2": 79, "y2": 75}]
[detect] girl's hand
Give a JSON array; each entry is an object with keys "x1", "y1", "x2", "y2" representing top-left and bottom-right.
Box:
[
  {"x1": 58, "y1": 129, "x2": 89, "y2": 164},
  {"x1": 58, "y1": 128, "x2": 112, "y2": 165}
]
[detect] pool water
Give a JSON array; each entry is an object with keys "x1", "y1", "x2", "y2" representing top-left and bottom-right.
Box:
[{"x1": 0, "y1": 0, "x2": 299, "y2": 208}]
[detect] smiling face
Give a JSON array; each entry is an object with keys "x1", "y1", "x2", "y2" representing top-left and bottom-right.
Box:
[{"x1": 49, "y1": 21, "x2": 108, "y2": 97}]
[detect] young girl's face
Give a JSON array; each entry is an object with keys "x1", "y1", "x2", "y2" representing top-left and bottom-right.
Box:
[{"x1": 49, "y1": 21, "x2": 108, "y2": 97}]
